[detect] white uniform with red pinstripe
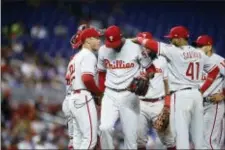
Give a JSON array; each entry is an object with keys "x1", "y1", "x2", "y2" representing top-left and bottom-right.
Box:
[
  {"x1": 68, "y1": 48, "x2": 98, "y2": 149},
  {"x1": 97, "y1": 39, "x2": 152, "y2": 149},
  {"x1": 137, "y1": 56, "x2": 175, "y2": 148},
  {"x1": 201, "y1": 54, "x2": 225, "y2": 149},
  {"x1": 158, "y1": 42, "x2": 217, "y2": 149},
  {"x1": 62, "y1": 58, "x2": 74, "y2": 148}
]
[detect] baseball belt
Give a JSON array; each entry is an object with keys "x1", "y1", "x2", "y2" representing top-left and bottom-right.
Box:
[
  {"x1": 106, "y1": 86, "x2": 127, "y2": 92},
  {"x1": 140, "y1": 96, "x2": 164, "y2": 102},
  {"x1": 170, "y1": 87, "x2": 193, "y2": 95}
]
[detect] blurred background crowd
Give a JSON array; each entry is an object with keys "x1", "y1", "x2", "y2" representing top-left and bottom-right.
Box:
[{"x1": 1, "y1": 0, "x2": 225, "y2": 149}]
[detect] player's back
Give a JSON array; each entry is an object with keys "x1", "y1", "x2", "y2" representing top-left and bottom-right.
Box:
[
  {"x1": 70, "y1": 48, "x2": 97, "y2": 90},
  {"x1": 160, "y1": 43, "x2": 216, "y2": 91}
]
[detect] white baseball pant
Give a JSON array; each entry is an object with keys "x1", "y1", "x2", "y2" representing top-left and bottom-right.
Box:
[
  {"x1": 62, "y1": 96, "x2": 74, "y2": 147},
  {"x1": 68, "y1": 90, "x2": 98, "y2": 149},
  {"x1": 99, "y1": 88, "x2": 140, "y2": 149},
  {"x1": 170, "y1": 88, "x2": 204, "y2": 149},
  {"x1": 137, "y1": 100, "x2": 175, "y2": 148},
  {"x1": 203, "y1": 100, "x2": 225, "y2": 149}
]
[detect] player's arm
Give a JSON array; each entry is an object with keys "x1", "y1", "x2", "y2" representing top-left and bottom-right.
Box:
[
  {"x1": 162, "y1": 59, "x2": 170, "y2": 108},
  {"x1": 134, "y1": 37, "x2": 174, "y2": 61},
  {"x1": 97, "y1": 46, "x2": 107, "y2": 92},
  {"x1": 200, "y1": 56, "x2": 220, "y2": 94},
  {"x1": 81, "y1": 55, "x2": 102, "y2": 96}
]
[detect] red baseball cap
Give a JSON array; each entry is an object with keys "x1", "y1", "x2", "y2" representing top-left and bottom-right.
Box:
[
  {"x1": 104, "y1": 25, "x2": 122, "y2": 48},
  {"x1": 194, "y1": 35, "x2": 213, "y2": 46},
  {"x1": 137, "y1": 32, "x2": 153, "y2": 39},
  {"x1": 164, "y1": 26, "x2": 189, "y2": 39},
  {"x1": 80, "y1": 28, "x2": 101, "y2": 42}
]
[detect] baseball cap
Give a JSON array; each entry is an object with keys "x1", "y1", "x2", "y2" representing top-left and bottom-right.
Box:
[
  {"x1": 104, "y1": 25, "x2": 122, "y2": 48},
  {"x1": 164, "y1": 26, "x2": 189, "y2": 39},
  {"x1": 80, "y1": 28, "x2": 101, "y2": 42},
  {"x1": 137, "y1": 32, "x2": 153, "y2": 39},
  {"x1": 193, "y1": 35, "x2": 213, "y2": 47}
]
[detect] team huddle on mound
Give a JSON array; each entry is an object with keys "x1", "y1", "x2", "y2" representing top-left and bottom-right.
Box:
[{"x1": 62, "y1": 24, "x2": 225, "y2": 150}]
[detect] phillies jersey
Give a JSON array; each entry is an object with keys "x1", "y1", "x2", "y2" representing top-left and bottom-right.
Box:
[
  {"x1": 65, "y1": 57, "x2": 75, "y2": 95},
  {"x1": 97, "y1": 39, "x2": 152, "y2": 89},
  {"x1": 139, "y1": 56, "x2": 168, "y2": 99},
  {"x1": 201, "y1": 54, "x2": 225, "y2": 97},
  {"x1": 158, "y1": 42, "x2": 217, "y2": 91},
  {"x1": 70, "y1": 48, "x2": 98, "y2": 90}
]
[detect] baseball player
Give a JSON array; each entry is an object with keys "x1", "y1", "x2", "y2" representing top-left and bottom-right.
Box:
[
  {"x1": 192, "y1": 35, "x2": 225, "y2": 149},
  {"x1": 67, "y1": 28, "x2": 102, "y2": 149},
  {"x1": 136, "y1": 32, "x2": 176, "y2": 150},
  {"x1": 97, "y1": 25, "x2": 154, "y2": 149},
  {"x1": 62, "y1": 27, "x2": 85, "y2": 149},
  {"x1": 132, "y1": 26, "x2": 220, "y2": 149}
]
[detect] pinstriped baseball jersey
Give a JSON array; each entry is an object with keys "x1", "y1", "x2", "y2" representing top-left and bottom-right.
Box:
[
  {"x1": 70, "y1": 48, "x2": 98, "y2": 90},
  {"x1": 97, "y1": 39, "x2": 152, "y2": 89},
  {"x1": 158, "y1": 42, "x2": 217, "y2": 91},
  {"x1": 139, "y1": 56, "x2": 168, "y2": 99},
  {"x1": 201, "y1": 54, "x2": 225, "y2": 96}
]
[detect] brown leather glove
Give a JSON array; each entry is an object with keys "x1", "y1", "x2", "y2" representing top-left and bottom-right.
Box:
[{"x1": 209, "y1": 93, "x2": 224, "y2": 103}]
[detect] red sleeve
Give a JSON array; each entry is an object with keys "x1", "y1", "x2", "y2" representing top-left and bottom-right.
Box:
[
  {"x1": 98, "y1": 71, "x2": 106, "y2": 92},
  {"x1": 200, "y1": 66, "x2": 220, "y2": 93},
  {"x1": 223, "y1": 88, "x2": 225, "y2": 95},
  {"x1": 82, "y1": 74, "x2": 102, "y2": 96},
  {"x1": 146, "y1": 64, "x2": 156, "y2": 73}
]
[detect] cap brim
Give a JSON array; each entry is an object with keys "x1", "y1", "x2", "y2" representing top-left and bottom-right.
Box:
[
  {"x1": 105, "y1": 39, "x2": 122, "y2": 49},
  {"x1": 164, "y1": 34, "x2": 173, "y2": 38}
]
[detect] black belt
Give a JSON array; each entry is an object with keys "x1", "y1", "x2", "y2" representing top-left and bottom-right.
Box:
[
  {"x1": 141, "y1": 96, "x2": 164, "y2": 102},
  {"x1": 170, "y1": 87, "x2": 193, "y2": 95},
  {"x1": 106, "y1": 87, "x2": 127, "y2": 92}
]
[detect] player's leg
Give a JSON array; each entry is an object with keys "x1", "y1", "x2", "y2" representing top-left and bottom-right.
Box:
[
  {"x1": 151, "y1": 101, "x2": 176, "y2": 149},
  {"x1": 220, "y1": 114, "x2": 225, "y2": 149},
  {"x1": 62, "y1": 97, "x2": 74, "y2": 149},
  {"x1": 99, "y1": 91, "x2": 119, "y2": 149},
  {"x1": 119, "y1": 92, "x2": 139, "y2": 149},
  {"x1": 68, "y1": 96, "x2": 82, "y2": 148},
  {"x1": 137, "y1": 109, "x2": 150, "y2": 149},
  {"x1": 76, "y1": 96, "x2": 98, "y2": 149},
  {"x1": 189, "y1": 89, "x2": 204, "y2": 149},
  {"x1": 173, "y1": 91, "x2": 193, "y2": 149},
  {"x1": 202, "y1": 101, "x2": 225, "y2": 149}
]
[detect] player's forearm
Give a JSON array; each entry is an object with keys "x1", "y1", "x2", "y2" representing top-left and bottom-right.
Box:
[
  {"x1": 82, "y1": 74, "x2": 102, "y2": 96},
  {"x1": 98, "y1": 71, "x2": 106, "y2": 92},
  {"x1": 137, "y1": 38, "x2": 159, "y2": 53},
  {"x1": 200, "y1": 66, "x2": 220, "y2": 94},
  {"x1": 163, "y1": 79, "x2": 170, "y2": 95}
]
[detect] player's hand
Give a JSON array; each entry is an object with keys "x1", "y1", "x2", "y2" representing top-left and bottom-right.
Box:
[
  {"x1": 209, "y1": 93, "x2": 224, "y2": 103},
  {"x1": 199, "y1": 89, "x2": 204, "y2": 95}
]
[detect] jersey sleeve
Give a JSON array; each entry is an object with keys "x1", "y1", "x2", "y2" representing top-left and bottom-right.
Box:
[
  {"x1": 218, "y1": 59, "x2": 225, "y2": 76},
  {"x1": 97, "y1": 46, "x2": 106, "y2": 72},
  {"x1": 80, "y1": 53, "x2": 97, "y2": 76},
  {"x1": 138, "y1": 49, "x2": 152, "y2": 68},
  {"x1": 158, "y1": 42, "x2": 175, "y2": 61},
  {"x1": 202, "y1": 54, "x2": 217, "y2": 73}
]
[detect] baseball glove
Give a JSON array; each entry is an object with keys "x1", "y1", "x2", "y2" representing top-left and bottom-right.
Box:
[
  {"x1": 127, "y1": 77, "x2": 149, "y2": 96},
  {"x1": 209, "y1": 93, "x2": 224, "y2": 103},
  {"x1": 153, "y1": 106, "x2": 170, "y2": 132}
]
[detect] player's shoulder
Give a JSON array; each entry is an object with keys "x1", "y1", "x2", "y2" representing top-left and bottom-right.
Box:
[
  {"x1": 125, "y1": 39, "x2": 142, "y2": 49},
  {"x1": 154, "y1": 56, "x2": 167, "y2": 68},
  {"x1": 98, "y1": 45, "x2": 113, "y2": 55},
  {"x1": 79, "y1": 48, "x2": 97, "y2": 60},
  {"x1": 212, "y1": 53, "x2": 224, "y2": 60}
]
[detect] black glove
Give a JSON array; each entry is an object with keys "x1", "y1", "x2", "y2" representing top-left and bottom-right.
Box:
[{"x1": 127, "y1": 78, "x2": 149, "y2": 96}]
